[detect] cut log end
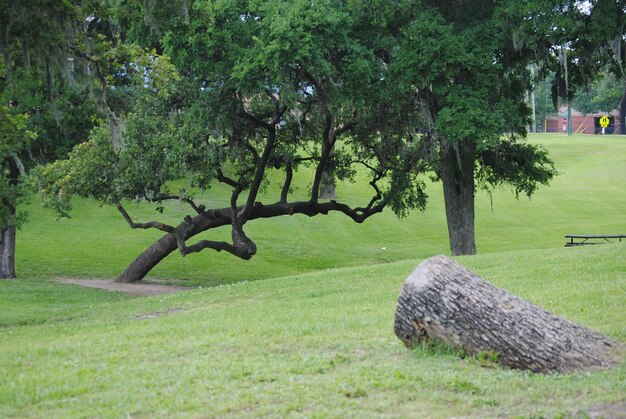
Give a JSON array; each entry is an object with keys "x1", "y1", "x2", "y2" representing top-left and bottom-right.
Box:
[{"x1": 394, "y1": 256, "x2": 624, "y2": 373}]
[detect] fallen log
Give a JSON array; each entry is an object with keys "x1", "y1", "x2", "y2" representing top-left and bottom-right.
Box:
[{"x1": 394, "y1": 256, "x2": 624, "y2": 373}]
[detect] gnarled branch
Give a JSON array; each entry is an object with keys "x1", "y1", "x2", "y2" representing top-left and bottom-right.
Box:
[{"x1": 115, "y1": 201, "x2": 177, "y2": 234}]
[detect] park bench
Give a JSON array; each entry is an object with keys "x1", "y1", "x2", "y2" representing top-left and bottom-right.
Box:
[{"x1": 564, "y1": 234, "x2": 626, "y2": 247}]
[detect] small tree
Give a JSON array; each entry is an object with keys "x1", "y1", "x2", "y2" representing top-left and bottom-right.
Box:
[
  {"x1": 0, "y1": 0, "x2": 102, "y2": 278},
  {"x1": 0, "y1": 107, "x2": 35, "y2": 277}
]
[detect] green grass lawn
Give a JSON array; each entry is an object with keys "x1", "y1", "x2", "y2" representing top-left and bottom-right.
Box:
[
  {"x1": 1, "y1": 134, "x2": 625, "y2": 417},
  {"x1": 14, "y1": 134, "x2": 626, "y2": 284}
]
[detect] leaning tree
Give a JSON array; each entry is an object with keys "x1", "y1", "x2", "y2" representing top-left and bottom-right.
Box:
[{"x1": 37, "y1": 0, "x2": 430, "y2": 282}]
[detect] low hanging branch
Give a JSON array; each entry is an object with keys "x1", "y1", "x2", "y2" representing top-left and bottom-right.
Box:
[
  {"x1": 115, "y1": 201, "x2": 177, "y2": 234},
  {"x1": 394, "y1": 256, "x2": 624, "y2": 373},
  {"x1": 113, "y1": 191, "x2": 388, "y2": 283}
]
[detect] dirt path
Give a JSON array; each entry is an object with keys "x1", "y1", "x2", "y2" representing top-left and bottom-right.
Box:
[{"x1": 56, "y1": 278, "x2": 193, "y2": 296}]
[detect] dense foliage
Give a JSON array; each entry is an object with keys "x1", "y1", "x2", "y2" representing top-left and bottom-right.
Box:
[
  {"x1": 0, "y1": 0, "x2": 106, "y2": 277},
  {"x1": 0, "y1": 106, "x2": 35, "y2": 227},
  {"x1": 572, "y1": 71, "x2": 624, "y2": 115}
]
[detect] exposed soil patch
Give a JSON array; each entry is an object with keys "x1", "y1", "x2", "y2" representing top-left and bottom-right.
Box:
[
  {"x1": 56, "y1": 278, "x2": 193, "y2": 296},
  {"x1": 134, "y1": 307, "x2": 185, "y2": 320},
  {"x1": 575, "y1": 401, "x2": 626, "y2": 418}
]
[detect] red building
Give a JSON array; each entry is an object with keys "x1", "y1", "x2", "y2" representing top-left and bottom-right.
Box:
[{"x1": 542, "y1": 108, "x2": 622, "y2": 134}]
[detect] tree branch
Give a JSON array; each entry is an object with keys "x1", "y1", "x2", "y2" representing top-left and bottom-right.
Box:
[
  {"x1": 310, "y1": 115, "x2": 335, "y2": 202},
  {"x1": 271, "y1": 104, "x2": 288, "y2": 126},
  {"x1": 351, "y1": 159, "x2": 383, "y2": 176},
  {"x1": 242, "y1": 128, "x2": 276, "y2": 220},
  {"x1": 115, "y1": 201, "x2": 177, "y2": 234},
  {"x1": 364, "y1": 173, "x2": 384, "y2": 211},
  {"x1": 179, "y1": 239, "x2": 240, "y2": 257},
  {"x1": 247, "y1": 198, "x2": 388, "y2": 224},
  {"x1": 68, "y1": 44, "x2": 107, "y2": 90},
  {"x1": 239, "y1": 107, "x2": 272, "y2": 130},
  {"x1": 243, "y1": 141, "x2": 260, "y2": 162},
  {"x1": 334, "y1": 121, "x2": 357, "y2": 137},
  {"x1": 216, "y1": 168, "x2": 241, "y2": 189},
  {"x1": 280, "y1": 154, "x2": 293, "y2": 203}
]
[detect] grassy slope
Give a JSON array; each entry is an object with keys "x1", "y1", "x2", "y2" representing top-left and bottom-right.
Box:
[
  {"x1": 14, "y1": 134, "x2": 626, "y2": 284},
  {"x1": 1, "y1": 245, "x2": 624, "y2": 418},
  {"x1": 1, "y1": 134, "x2": 625, "y2": 417}
]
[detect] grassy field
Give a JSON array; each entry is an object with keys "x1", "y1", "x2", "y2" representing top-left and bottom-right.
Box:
[
  {"x1": 1, "y1": 133, "x2": 625, "y2": 417},
  {"x1": 14, "y1": 133, "x2": 626, "y2": 285}
]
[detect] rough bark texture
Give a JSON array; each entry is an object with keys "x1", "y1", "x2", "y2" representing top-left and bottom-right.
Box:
[
  {"x1": 115, "y1": 233, "x2": 178, "y2": 283},
  {"x1": 0, "y1": 161, "x2": 19, "y2": 279},
  {"x1": 116, "y1": 198, "x2": 386, "y2": 282},
  {"x1": 115, "y1": 211, "x2": 215, "y2": 283},
  {"x1": 394, "y1": 256, "x2": 624, "y2": 373},
  {"x1": 0, "y1": 223, "x2": 17, "y2": 279},
  {"x1": 440, "y1": 139, "x2": 476, "y2": 256},
  {"x1": 319, "y1": 171, "x2": 337, "y2": 200}
]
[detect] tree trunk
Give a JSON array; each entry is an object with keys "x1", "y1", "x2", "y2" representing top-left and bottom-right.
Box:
[
  {"x1": 440, "y1": 139, "x2": 476, "y2": 255},
  {"x1": 318, "y1": 170, "x2": 336, "y2": 199},
  {"x1": 115, "y1": 233, "x2": 178, "y2": 283},
  {"x1": 394, "y1": 256, "x2": 624, "y2": 373},
  {"x1": 319, "y1": 145, "x2": 336, "y2": 200},
  {"x1": 115, "y1": 213, "x2": 216, "y2": 283},
  {"x1": 0, "y1": 223, "x2": 17, "y2": 279},
  {"x1": 618, "y1": 77, "x2": 626, "y2": 135}
]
